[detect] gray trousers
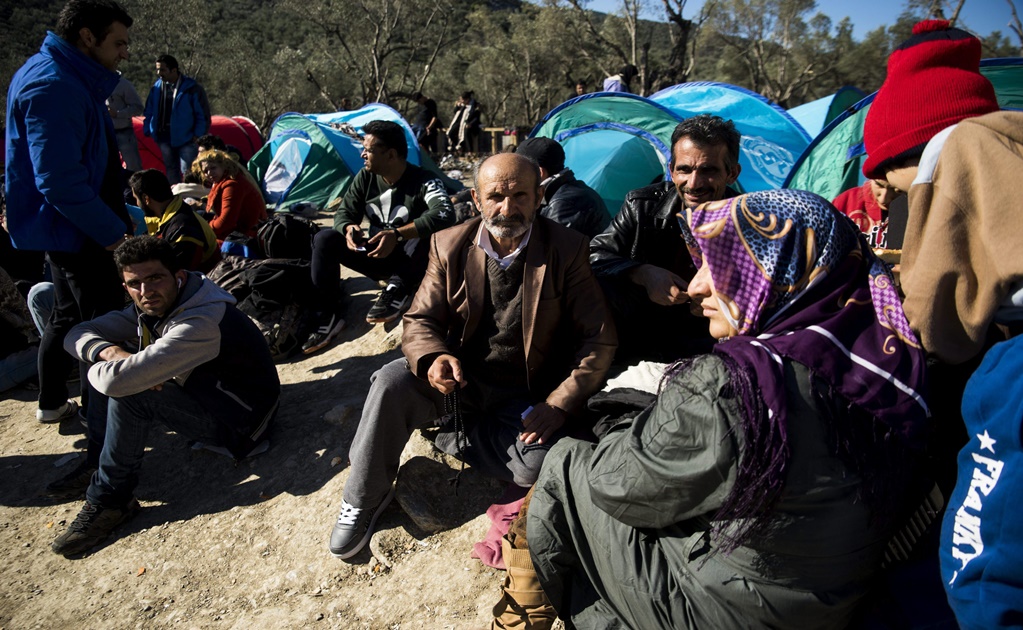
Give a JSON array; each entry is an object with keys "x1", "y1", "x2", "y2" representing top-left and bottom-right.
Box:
[{"x1": 343, "y1": 358, "x2": 553, "y2": 509}]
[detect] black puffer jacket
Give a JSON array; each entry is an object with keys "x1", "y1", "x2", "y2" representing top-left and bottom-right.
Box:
[{"x1": 539, "y1": 169, "x2": 610, "y2": 239}]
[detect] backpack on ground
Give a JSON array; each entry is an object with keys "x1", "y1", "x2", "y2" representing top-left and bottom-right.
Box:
[
  {"x1": 257, "y1": 213, "x2": 320, "y2": 261},
  {"x1": 233, "y1": 259, "x2": 316, "y2": 362}
]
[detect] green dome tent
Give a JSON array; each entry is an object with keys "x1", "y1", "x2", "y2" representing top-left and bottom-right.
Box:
[
  {"x1": 785, "y1": 58, "x2": 1023, "y2": 200},
  {"x1": 248, "y1": 103, "x2": 461, "y2": 212},
  {"x1": 529, "y1": 93, "x2": 683, "y2": 214}
]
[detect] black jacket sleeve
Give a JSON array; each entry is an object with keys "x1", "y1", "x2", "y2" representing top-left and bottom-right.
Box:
[{"x1": 589, "y1": 182, "x2": 676, "y2": 277}]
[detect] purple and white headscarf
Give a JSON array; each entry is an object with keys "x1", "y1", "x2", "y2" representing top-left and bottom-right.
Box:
[{"x1": 683, "y1": 189, "x2": 929, "y2": 442}]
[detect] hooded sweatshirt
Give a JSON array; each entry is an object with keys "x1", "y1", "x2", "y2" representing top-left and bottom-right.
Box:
[
  {"x1": 66, "y1": 272, "x2": 279, "y2": 455},
  {"x1": 900, "y1": 111, "x2": 1023, "y2": 364}
]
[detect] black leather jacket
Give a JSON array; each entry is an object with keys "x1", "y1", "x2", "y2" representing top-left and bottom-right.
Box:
[{"x1": 590, "y1": 182, "x2": 738, "y2": 280}]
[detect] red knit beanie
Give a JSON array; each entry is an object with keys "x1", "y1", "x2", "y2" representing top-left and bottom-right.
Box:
[{"x1": 862, "y1": 19, "x2": 998, "y2": 180}]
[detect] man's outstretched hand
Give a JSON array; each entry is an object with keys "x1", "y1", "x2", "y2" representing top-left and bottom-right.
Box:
[{"x1": 629, "y1": 264, "x2": 689, "y2": 306}]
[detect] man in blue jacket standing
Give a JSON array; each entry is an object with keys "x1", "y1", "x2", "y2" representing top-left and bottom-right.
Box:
[
  {"x1": 4, "y1": 0, "x2": 134, "y2": 467},
  {"x1": 142, "y1": 54, "x2": 211, "y2": 185}
]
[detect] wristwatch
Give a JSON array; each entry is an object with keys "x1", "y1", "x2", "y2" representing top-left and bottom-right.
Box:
[{"x1": 391, "y1": 229, "x2": 405, "y2": 243}]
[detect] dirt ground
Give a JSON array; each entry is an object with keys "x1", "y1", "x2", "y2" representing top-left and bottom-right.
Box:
[{"x1": 0, "y1": 263, "x2": 531, "y2": 629}]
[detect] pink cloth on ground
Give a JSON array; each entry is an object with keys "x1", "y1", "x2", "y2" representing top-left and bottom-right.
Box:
[{"x1": 471, "y1": 483, "x2": 529, "y2": 570}]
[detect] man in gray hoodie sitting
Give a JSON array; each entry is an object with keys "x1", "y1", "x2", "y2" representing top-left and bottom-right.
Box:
[{"x1": 52, "y1": 236, "x2": 280, "y2": 557}]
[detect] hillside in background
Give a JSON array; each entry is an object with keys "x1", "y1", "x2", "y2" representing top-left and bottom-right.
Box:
[{"x1": 2, "y1": 0, "x2": 1018, "y2": 135}]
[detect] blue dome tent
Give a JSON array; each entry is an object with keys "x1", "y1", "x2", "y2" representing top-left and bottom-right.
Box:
[
  {"x1": 650, "y1": 82, "x2": 811, "y2": 192},
  {"x1": 786, "y1": 86, "x2": 867, "y2": 138}
]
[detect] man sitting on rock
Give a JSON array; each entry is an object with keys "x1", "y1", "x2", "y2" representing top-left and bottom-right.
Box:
[
  {"x1": 327, "y1": 153, "x2": 616, "y2": 560},
  {"x1": 515, "y1": 137, "x2": 610, "y2": 239},
  {"x1": 589, "y1": 114, "x2": 741, "y2": 362},
  {"x1": 52, "y1": 236, "x2": 279, "y2": 557}
]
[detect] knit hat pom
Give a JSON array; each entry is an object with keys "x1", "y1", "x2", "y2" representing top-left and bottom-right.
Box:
[
  {"x1": 862, "y1": 19, "x2": 999, "y2": 180},
  {"x1": 913, "y1": 19, "x2": 951, "y2": 34}
]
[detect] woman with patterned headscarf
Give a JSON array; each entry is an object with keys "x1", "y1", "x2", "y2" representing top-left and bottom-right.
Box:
[{"x1": 520, "y1": 189, "x2": 930, "y2": 628}]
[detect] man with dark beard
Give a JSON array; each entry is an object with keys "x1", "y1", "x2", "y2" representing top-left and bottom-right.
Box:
[
  {"x1": 326, "y1": 153, "x2": 616, "y2": 560},
  {"x1": 590, "y1": 114, "x2": 741, "y2": 361}
]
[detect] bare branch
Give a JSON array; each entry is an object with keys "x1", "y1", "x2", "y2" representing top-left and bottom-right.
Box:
[
  {"x1": 1008, "y1": 0, "x2": 1023, "y2": 54},
  {"x1": 948, "y1": 0, "x2": 967, "y2": 25}
]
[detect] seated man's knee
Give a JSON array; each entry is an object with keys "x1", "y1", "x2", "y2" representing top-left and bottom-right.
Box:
[
  {"x1": 369, "y1": 358, "x2": 415, "y2": 391},
  {"x1": 313, "y1": 227, "x2": 344, "y2": 251},
  {"x1": 511, "y1": 447, "x2": 550, "y2": 487}
]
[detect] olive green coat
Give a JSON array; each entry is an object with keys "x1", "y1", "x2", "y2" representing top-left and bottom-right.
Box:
[{"x1": 528, "y1": 355, "x2": 892, "y2": 629}]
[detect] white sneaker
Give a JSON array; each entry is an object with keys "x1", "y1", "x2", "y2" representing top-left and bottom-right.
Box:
[{"x1": 37, "y1": 400, "x2": 80, "y2": 424}]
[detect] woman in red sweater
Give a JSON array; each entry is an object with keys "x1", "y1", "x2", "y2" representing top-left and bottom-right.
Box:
[{"x1": 197, "y1": 149, "x2": 267, "y2": 242}]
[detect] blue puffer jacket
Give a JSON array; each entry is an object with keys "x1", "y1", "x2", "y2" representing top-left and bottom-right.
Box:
[
  {"x1": 4, "y1": 32, "x2": 128, "y2": 252},
  {"x1": 142, "y1": 74, "x2": 210, "y2": 148}
]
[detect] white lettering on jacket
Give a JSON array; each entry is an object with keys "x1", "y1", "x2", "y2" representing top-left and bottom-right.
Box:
[{"x1": 948, "y1": 431, "x2": 1002, "y2": 586}]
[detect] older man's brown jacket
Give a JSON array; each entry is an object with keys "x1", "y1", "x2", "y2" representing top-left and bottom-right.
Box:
[{"x1": 402, "y1": 216, "x2": 617, "y2": 415}]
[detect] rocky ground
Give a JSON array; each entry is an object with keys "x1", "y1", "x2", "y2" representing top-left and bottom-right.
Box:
[{"x1": 0, "y1": 255, "x2": 536, "y2": 629}]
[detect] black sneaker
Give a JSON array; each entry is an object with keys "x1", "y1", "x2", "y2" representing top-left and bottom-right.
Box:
[
  {"x1": 51, "y1": 499, "x2": 140, "y2": 557},
  {"x1": 328, "y1": 487, "x2": 394, "y2": 560},
  {"x1": 45, "y1": 460, "x2": 96, "y2": 500},
  {"x1": 301, "y1": 310, "x2": 346, "y2": 355},
  {"x1": 366, "y1": 282, "x2": 411, "y2": 324}
]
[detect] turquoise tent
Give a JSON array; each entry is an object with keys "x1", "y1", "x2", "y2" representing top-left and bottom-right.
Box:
[
  {"x1": 981, "y1": 57, "x2": 1023, "y2": 109},
  {"x1": 783, "y1": 94, "x2": 874, "y2": 201},
  {"x1": 248, "y1": 103, "x2": 461, "y2": 211},
  {"x1": 786, "y1": 86, "x2": 866, "y2": 138},
  {"x1": 784, "y1": 58, "x2": 1023, "y2": 201},
  {"x1": 530, "y1": 93, "x2": 683, "y2": 213},
  {"x1": 650, "y1": 82, "x2": 811, "y2": 192}
]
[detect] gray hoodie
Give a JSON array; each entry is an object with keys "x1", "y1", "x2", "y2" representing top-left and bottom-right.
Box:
[{"x1": 67, "y1": 273, "x2": 279, "y2": 454}]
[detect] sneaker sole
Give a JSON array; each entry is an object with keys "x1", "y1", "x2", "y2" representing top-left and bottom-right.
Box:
[
  {"x1": 301, "y1": 318, "x2": 347, "y2": 355},
  {"x1": 37, "y1": 402, "x2": 81, "y2": 424},
  {"x1": 329, "y1": 487, "x2": 395, "y2": 560},
  {"x1": 365, "y1": 298, "x2": 412, "y2": 324},
  {"x1": 365, "y1": 311, "x2": 402, "y2": 324}
]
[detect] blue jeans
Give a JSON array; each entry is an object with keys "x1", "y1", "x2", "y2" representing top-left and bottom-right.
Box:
[
  {"x1": 40, "y1": 247, "x2": 123, "y2": 412},
  {"x1": 0, "y1": 346, "x2": 38, "y2": 392},
  {"x1": 158, "y1": 141, "x2": 199, "y2": 185},
  {"x1": 86, "y1": 382, "x2": 224, "y2": 508},
  {"x1": 27, "y1": 281, "x2": 54, "y2": 336}
]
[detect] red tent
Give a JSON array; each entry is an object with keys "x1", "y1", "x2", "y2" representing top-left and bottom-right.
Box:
[{"x1": 131, "y1": 115, "x2": 264, "y2": 171}]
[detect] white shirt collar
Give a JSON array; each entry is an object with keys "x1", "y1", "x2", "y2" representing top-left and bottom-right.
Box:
[{"x1": 475, "y1": 221, "x2": 533, "y2": 270}]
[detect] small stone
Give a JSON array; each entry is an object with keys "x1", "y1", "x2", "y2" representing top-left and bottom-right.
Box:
[
  {"x1": 324, "y1": 404, "x2": 354, "y2": 425},
  {"x1": 315, "y1": 613, "x2": 324, "y2": 621}
]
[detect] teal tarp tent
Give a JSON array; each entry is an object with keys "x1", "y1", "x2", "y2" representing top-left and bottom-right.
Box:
[
  {"x1": 248, "y1": 103, "x2": 461, "y2": 211},
  {"x1": 786, "y1": 86, "x2": 866, "y2": 138},
  {"x1": 650, "y1": 82, "x2": 811, "y2": 192},
  {"x1": 784, "y1": 58, "x2": 1023, "y2": 201},
  {"x1": 784, "y1": 94, "x2": 874, "y2": 201},
  {"x1": 530, "y1": 93, "x2": 683, "y2": 213},
  {"x1": 982, "y1": 57, "x2": 1023, "y2": 109}
]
